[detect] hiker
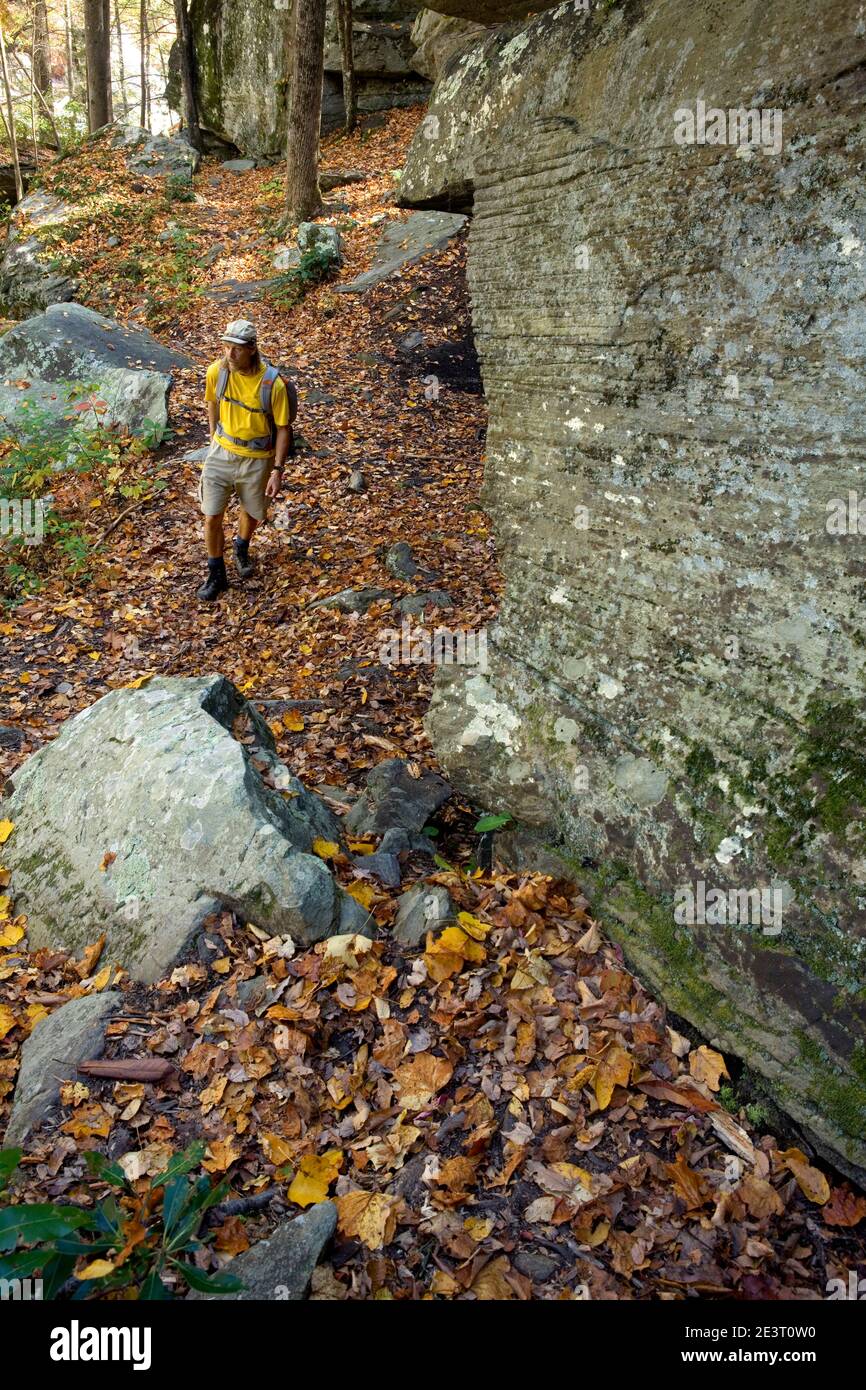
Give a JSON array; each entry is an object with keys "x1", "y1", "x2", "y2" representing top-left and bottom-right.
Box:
[{"x1": 198, "y1": 319, "x2": 293, "y2": 601}]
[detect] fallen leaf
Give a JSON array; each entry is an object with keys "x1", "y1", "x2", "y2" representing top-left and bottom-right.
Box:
[
  {"x1": 689, "y1": 1045, "x2": 729, "y2": 1091},
  {"x1": 778, "y1": 1147, "x2": 830, "y2": 1205},
  {"x1": 336, "y1": 1189, "x2": 399, "y2": 1249}
]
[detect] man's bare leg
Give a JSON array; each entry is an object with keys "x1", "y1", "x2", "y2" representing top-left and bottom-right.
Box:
[
  {"x1": 205, "y1": 512, "x2": 226, "y2": 558},
  {"x1": 237, "y1": 508, "x2": 259, "y2": 544}
]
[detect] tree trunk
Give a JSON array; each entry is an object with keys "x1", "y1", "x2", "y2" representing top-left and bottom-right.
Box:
[
  {"x1": 84, "y1": 0, "x2": 112, "y2": 131},
  {"x1": 113, "y1": 0, "x2": 127, "y2": 115},
  {"x1": 172, "y1": 0, "x2": 201, "y2": 151},
  {"x1": 139, "y1": 0, "x2": 149, "y2": 128},
  {"x1": 336, "y1": 0, "x2": 355, "y2": 134},
  {"x1": 33, "y1": 0, "x2": 53, "y2": 111},
  {"x1": 0, "y1": 22, "x2": 23, "y2": 201},
  {"x1": 64, "y1": 0, "x2": 76, "y2": 99},
  {"x1": 285, "y1": 0, "x2": 326, "y2": 225}
]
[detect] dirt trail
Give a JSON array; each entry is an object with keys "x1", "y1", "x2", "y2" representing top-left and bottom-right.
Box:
[{"x1": 0, "y1": 109, "x2": 498, "y2": 799}]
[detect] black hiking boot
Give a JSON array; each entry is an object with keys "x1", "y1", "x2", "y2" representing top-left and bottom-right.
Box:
[
  {"x1": 233, "y1": 536, "x2": 254, "y2": 580},
  {"x1": 197, "y1": 556, "x2": 228, "y2": 601}
]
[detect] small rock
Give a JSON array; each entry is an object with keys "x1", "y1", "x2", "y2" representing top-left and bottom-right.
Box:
[
  {"x1": 0, "y1": 725, "x2": 24, "y2": 750},
  {"x1": 181, "y1": 445, "x2": 210, "y2": 462},
  {"x1": 393, "y1": 884, "x2": 454, "y2": 948},
  {"x1": 5, "y1": 992, "x2": 122, "y2": 1146},
  {"x1": 305, "y1": 388, "x2": 335, "y2": 406},
  {"x1": 379, "y1": 827, "x2": 436, "y2": 857},
  {"x1": 344, "y1": 758, "x2": 451, "y2": 837},
  {"x1": 297, "y1": 222, "x2": 342, "y2": 265},
  {"x1": 354, "y1": 851, "x2": 401, "y2": 888},
  {"x1": 187, "y1": 1203, "x2": 337, "y2": 1301},
  {"x1": 308, "y1": 587, "x2": 392, "y2": 614},
  {"x1": 392, "y1": 590, "x2": 453, "y2": 616},
  {"x1": 385, "y1": 541, "x2": 419, "y2": 580},
  {"x1": 513, "y1": 1250, "x2": 560, "y2": 1282},
  {"x1": 106, "y1": 235, "x2": 119, "y2": 248},
  {"x1": 221, "y1": 158, "x2": 256, "y2": 173},
  {"x1": 273, "y1": 245, "x2": 302, "y2": 272},
  {"x1": 348, "y1": 469, "x2": 366, "y2": 493},
  {"x1": 319, "y1": 169, "x2": 365, "y2": 192},
  {"x1": 398, "y1": 330, "x2": 425, "y2": 353}
]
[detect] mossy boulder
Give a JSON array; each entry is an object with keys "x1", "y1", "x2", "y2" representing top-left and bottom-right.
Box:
[
  {"x1": 411, "y1": 0, "x2": 866, "y2": 1181},
  {"x1": 3, "y1": 676, "x2": 369, "y2": 983}
]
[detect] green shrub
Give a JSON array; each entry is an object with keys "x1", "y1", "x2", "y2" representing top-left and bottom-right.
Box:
[{"x1": 0, "y1": 1143, "x2": 242, "y2": 1299}]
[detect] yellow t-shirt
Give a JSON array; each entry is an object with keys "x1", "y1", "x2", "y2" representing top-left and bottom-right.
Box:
[{"x1": 205, "y1": 359, "x2": 290, "y2": 458}]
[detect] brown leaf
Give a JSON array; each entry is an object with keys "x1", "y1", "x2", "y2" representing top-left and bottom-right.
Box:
[{"x1": 78, "y1": 1058, "x2": 174, "y2": 1083}]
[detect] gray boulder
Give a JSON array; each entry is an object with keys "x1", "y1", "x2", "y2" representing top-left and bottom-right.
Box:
[
  {"x1": 344, "y1": 758, "x2": 451, "y2": 836},
  {"x1": 0, "y1": 302, "x2": 192, "y2": 438},
  {"x1": 393, "y1": 883, "x2": 454, "y2": 948},
  {"x1": 297, "y1": 222, "x2": 343, "y2": 266},
  {"x1": 324, "y1": 20, "x2": 417, "y2": 76},
  {"x1": 115, "y1": 126, "x2": 200, "y2": 181},
  {"x1": 2, "y1": 676, "x2": 363, "y2": 984},
  {"x1": 0, "y1": 190, "x2": 79, "y2": 315},
  {"x1": 5, "y1": 992, "x2": 122, "y2": 1147},
  {"x1": 187, "y1": 1202, "x2": 337, "y2": 1301},
  {"x1": 409, "y1": 10, "x2": 486, "y2": 80},
  {"x1": 335, "y1": 211, "x2": 466, "y2": 293},
  {"x1": 405, "y1": 0, "x2": 866, "y2": 1183}
]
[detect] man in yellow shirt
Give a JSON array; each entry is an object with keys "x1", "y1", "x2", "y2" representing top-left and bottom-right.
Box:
[{"x1": 198, "y1": 319, "x2": 291, "y2": 600}]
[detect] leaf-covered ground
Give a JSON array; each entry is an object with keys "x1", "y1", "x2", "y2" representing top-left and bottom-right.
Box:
[{"x1": 1, "y1": 110, "x2": 865, "y2": 1300}]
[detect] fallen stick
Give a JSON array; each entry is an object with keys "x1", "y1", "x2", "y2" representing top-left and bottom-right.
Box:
[
  {"x1": 92, "y1": 494, "x2": 158, "y2": 549},
  {"x1": 77, "y1": 1058, "x2": 176, "y2": 1083}
]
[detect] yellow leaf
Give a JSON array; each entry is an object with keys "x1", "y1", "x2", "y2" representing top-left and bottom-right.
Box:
[
  {"x1": 0, "y1": 821, "x2": 14, "y2": 845},
  {"x1": 18, "y1": 673, "x2": 31, "y2": 684},
  {"x1": 76, "y1": 1258, "x2": 116, "y2": 1280},
  {"x1": 347, "y1": 841, "x2": 375, "y2": 855},
  {"x1": 456, "y1": 911, "x2": 490, "y2": 940},
  {"x1": 346, "y1": 880, "x2": 376, "y2": 910},
  {"x1": 312, "y1": 838, "x2": 340, "y2": 860},
  {"x1": 213, "y1": 957, "x2": 230, "y2": 974},
  {"x1": 438, "y1": 925, "x2": 485, "y2": 962},
  {"x1": 89, "y1": 497, "x2": 103, "y2": 508},
  {"x1": 124, "y1": 672, "x2": 155, "y2": 690},
  {"x1": 689, "y1": 1045, "x2": 730, "y2": 1092},
  {"x1": 283, "y1": 711, "x2": 305, "y2": 732},
  {"x1": 464, "y1": 1215, "x2": 494, "y2": 1242},
  {"x1": 261, "y1": 1131, "x2": 294, "y2": 1166},
  {"x1": 336, "y1": 1190, "x2": 399, "y2": 1249},
  {"x1": 87, "y1": 651, "x2": 100, "y2": 661},
  {"x1": 88, "y1": 966, "x2": 112, "y2": 992},
  {"x1": 202, "y1": 1137, "x2": 242, "y2": 1173},
  {"x1": 288, "y1": 1149, "x2": 343, "y2": 1207},
  {"x1": 593, "y1": 1042, "x2": 632, "y2": 1111},
  {"x1": 0, "y1": 1004, "x2": 17, "y2": 1040},
  {"x1": 0, "y1": 921, "x2": 23, "y2": 949},
  {"x1": 778, "y1": 1147, "x2": 830, "y2": 1205}
]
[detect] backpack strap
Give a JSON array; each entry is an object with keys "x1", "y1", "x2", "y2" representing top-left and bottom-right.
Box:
[
  {"x1": 216, "y1": 363, "x2": 229, "y2": 403},
  {"x1": 258, "y1": 363, "x2": 280, "y2": 423}
]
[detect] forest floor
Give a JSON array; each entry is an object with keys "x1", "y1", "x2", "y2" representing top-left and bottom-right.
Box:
[{"x1": 1, "y1": 110, "x2": 865, "y2": 1302}]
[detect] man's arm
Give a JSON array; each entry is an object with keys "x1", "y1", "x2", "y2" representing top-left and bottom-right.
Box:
[
  {"x1": 207, "y1": 401, "x2": 218, "y2": 437},
  {"x1": 265, "y1": 426, "x2": 290, "y2": 498}
]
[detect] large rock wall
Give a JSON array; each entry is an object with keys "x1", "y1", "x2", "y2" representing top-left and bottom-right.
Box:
[
  {"x1": 167, "y1": 0, "x2": 432, "y2": 156},
  {"x1": 401, "y1": 0, "x2": 866, "y2": 1180}
]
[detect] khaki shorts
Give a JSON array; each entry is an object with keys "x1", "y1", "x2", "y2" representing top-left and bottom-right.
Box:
[{"x1": 199, "y1": 440, "x2": 273, "y2": 521}]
